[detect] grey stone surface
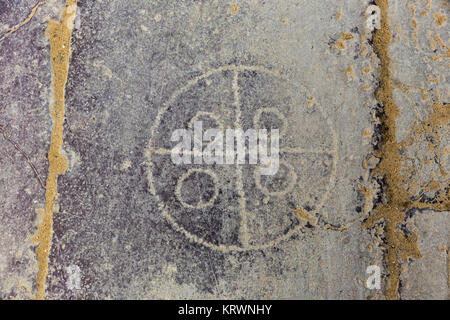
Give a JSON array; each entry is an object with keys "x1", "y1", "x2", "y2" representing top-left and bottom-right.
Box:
[
  {"x1": 44, "y1": 0, "x2": 378, "y2": 300},
  {"x1": 0, "y1": 0, "x2": 448, "y2": 300},
  {"x1": 390, "y1": 0, "x2": 449, "y2": 201},
  {"x1": 399, "y1": 210, "x2": 448, "y2": 300},
  {"x1": 0, "y1": 0, "x2": 63, "y2": 299}
]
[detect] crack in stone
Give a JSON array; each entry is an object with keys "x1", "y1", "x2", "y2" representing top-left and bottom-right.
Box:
[
  {"x1": 0, "y1": 1, "x2": 47, "y2": 43},
  {"x1": 364, "y1": 0, "x2": 449, "y2": 300},
  {"x1": 0, "y1": 124, "x2": 45, "y2": 189},
  {"x1": 30, "y1": 0, "x2": 76, "y2": 300}
]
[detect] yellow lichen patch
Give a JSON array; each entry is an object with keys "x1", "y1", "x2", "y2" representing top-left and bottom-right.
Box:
[
  {"x1": 414, "y1": 102, "x2": 449, "y2": 191},
  {"x1": 412, "y1": 24, "x2": 419, "y2": 46},
  {"x1": 427, "y1": 76, "x2": 440, "y2": 84},
  {"x1": 362, "y1": 128, "x2": 372, "y2": 138},
  {"x1": 409, "y1": 4, "x2": 415, "y2": 16},
  {"x1": 426, "y1": 30, "x2": 437, "y2": 51},
  {"x1": 306, "y1": 96, "x2": 315, "y2": 107},
  {"x1": 343, "y1": 65, "x2": 354, "y2": 82},
  {"x1": 344, "y1": 65, "x2": 354, "y2": 75},
  {"x1": 362, "y1": 65, "x2": 371, "y2": 74},
  {"x1": 433, "y1": 11, "x2": 447, "y2": 26},
  {"x1": 360, "y1": 45, "x2": 368, "y2": 55},
  {"x1": 335, "y1": 32, "x2": 354, "y2": 50},
  {"x1": 358, "y1": 184, "x2": 374, "y2": 215},
  {"x1": 434, "y1": 34, "x2": 446, "y2": 50},
  {"x1": 365, "y1": 0, "x2": 450, "y2": 300},
  {"x1": 408, "y1": 4, "x2": 419, "y2": 47},
  {"x1": 336, "y1": 8, "x2": 342, "y2": 20},
  {"x1": 393, "y1": 97, "x2": 449, "y2": 207},
  {"x1": 293, "y1": 208, "x2": 358, "y2": 232},
  {"x1": 30, "y1": 0, "x2": 76, "y2": 300},
  {"x1": 230, "y1": 4, "x2": 238, "y2": 14},
  {"x1": 363, "y1": 0, "x2": 420, "y2": 300},
  {"x1": 293, "y1": 207, "x2": 317, "y2": 226},
  {"x1": 420, "y1": 88, "x2": 429, "y2": 101}
]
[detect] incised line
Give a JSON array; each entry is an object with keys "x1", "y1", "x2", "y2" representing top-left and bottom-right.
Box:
[
  {"x1": 294, "y1": 207, "x2": 367, "y2": 232},
  {"x1": 30, "y1": 0, "x2": 76, "y2": 300},
  {"x1": 232, "y1": 68, "x2": 249, "y2": 247}
]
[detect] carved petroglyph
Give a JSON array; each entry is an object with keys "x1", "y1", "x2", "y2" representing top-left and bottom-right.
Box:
[{"x1": 145, "y1": 65, "x2": 338, "y2": 252}]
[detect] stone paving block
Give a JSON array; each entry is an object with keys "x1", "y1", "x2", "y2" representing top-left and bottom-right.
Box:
[{"x1": 0, "y1": 0, "x2": 448, "y2": 300}]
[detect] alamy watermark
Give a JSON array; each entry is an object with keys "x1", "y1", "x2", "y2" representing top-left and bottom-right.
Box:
[
  {"x1": 366, "y1": 265, "x2": 381, "y2": 290},
  {"x1": 171, "y1": 121, "x2": 280, "y2": 176}
]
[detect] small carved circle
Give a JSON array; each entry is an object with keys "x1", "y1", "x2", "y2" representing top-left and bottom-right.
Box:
[
  {"x1": 145, "y1": 65, "x2": 338, "y2": 252},
  {"x1": 175, "y1": 169, "x2": 219, "y2": 210}
]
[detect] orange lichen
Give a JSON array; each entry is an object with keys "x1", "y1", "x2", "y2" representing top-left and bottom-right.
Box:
[
  {"x1": 336, "y1": 8, "x2": 342, "y2": 20},
  {"x1": 30, "y1": 0, "x2": 76, "y2": 300},
  {"x1": 365, "y1": 0, "x2": 449, "y2": 300},
  {"x1": 293, "y1": 208, "x2": 354, "y2": 232},
  {"x1": 432, "y1": 48, "x2": 450, "y2": 61},
  {"x1": 364, "y1": 0, "x2": 418, "y2": 300},
  {"x1": 343, "y1": 65, "x2": 354, "y2": 81},
  {"x1": 293, "y1": 208, "x2": 317, "y2": 225},
  {"x1": 362, "y1": 65, "x2": 371, "y2": 74},
  {"x1": 306, "y1": 96, "x2": 315, "y2": 107},
  {"x1": 361, "y1": 45, "x2": 369, "y2": 55},
  {"x1": 335, "y1": 32, "x2": 354, "y2": 50},
  {"x1": 433, "y1": 12, "x2": 447, "y2": 26},
  {"x1": 362, "y1": 128, "x2": 372, "y2": 138}
]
